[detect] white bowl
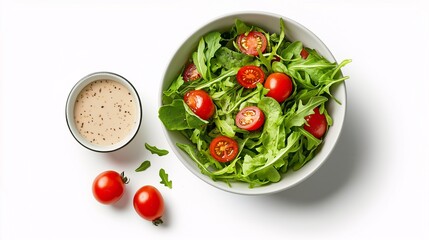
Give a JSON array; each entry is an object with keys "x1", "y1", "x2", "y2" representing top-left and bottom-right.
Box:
[
  {"x1": 159, "y1": 11, "x2": 347, "y2": 195},
  {"x1": 66, "y1": 72, "x2": 142, "y2": 152}
]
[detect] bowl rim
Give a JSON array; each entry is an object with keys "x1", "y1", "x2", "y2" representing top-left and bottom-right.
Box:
[
  {"x1": 66, "y1": 71, "x2": 143, "y2": 152},
  {"x1": 159, "y1": 11, "x2": 347, "y2": 195}
]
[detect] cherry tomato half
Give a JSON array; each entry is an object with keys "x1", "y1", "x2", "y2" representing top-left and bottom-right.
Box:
[
  {"x1": 235, "y1": 106, "x2": 265, "y2": 131},
  {"x1": 264, "y1": 72, "x2": 293, "y2": 103},
  {"x1": 304, "y1": 107, "x2": 327, "y2": 139},
  {"x1": 184, "y1": 90, "x2": 215, "y2": 120},
  {"x1": 183, "y1": 63, "x2": 201, "y2": 82},
  {"x1": 133, "y1": 185, "x2": 165, "y2": 226},
  {"x1": 237, "y1": 31, "x2": 267, "y2": 56},
  {"x1": 209, "y1": 136, "x2": 239, "y2": 163},
  {"x1": 236, "y1": 65, "x2": 265, "y2": 89},
  {"x1": 300, "y1": 48, "x2": 309, "y2": 59},
  {"x1": 92, "y1": 171, "x2": 129, "y2": 205}
]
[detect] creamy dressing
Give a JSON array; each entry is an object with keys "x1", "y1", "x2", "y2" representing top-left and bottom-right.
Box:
[{"x1": 74, "y1": 80, "x2": 137, "y2": 146}]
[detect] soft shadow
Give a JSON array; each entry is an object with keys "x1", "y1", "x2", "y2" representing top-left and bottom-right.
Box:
[
  {"x1": 105, "y1": 127, "x2": 146, "y2": 168},
  {"x1": 271, "y1": 97, "x2": 372, "y2": 204},
  {"x1": 155, "y1": 200, "x2": 171, "y2": 228},
  {"x1": 112, "y1": 187, "x2": 132, "y2": 210}
]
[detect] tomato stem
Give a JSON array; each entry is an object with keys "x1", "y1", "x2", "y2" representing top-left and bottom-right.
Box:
[
  {"x1": 120, "y1": 171, "x2": 130, "y2": 184},
  {"x1": 152, "y1": 218, "x2": 163, "y2": 226}
]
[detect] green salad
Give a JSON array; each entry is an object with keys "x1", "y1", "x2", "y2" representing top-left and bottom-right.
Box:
[{"x1": 159, "y1": 19, "x2": 351, "y2": 187}]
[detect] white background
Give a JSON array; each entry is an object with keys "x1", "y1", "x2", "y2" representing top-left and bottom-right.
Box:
[{"x1": 1, "y1": 0, "x2": 428, "y2": 239}]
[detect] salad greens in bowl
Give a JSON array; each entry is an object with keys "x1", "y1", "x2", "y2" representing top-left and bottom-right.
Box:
[{"x1": 159, "y1": 12, "x2": 350, "y2": 195}]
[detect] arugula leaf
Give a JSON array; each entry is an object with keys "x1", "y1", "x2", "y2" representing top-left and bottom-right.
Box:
[
  {"x1": 189, "y1": 128, "x2": 207, "y2": 151},
  {"x1": 284, "y1": 96, "x2": 328, "y2": 131},
  {"x1": 214, "y1": 113, "x2": 236, "y2": 138},
  {"x1": 243, "y1": 152, "x2": 272, "y2": 176},
  {"x1": 176, "y1": 143, "x2": 217, "y2": 177},
  {"x1": 272, "y1": 61, "x2": 289, "y2": 75},
  {"x1": 244, "y1": 131, "x2": 301, "y2": 177},
  {"x1": 193, "y1": 37, "x2": 208, "y2": 80},
  {"x1": 159, "y1": 168, "x2": 172, "y2": 189},
  {"x1": 135, "y1": 160, "x2": 151, "y2": 172},
  {"x1": 298, "y1": 128, "x2": 322, "y2": 150},
  {"x1": 162, "y1": 75, "x2": 185, "y2": 104},
  {"x1": 258, "y1": 97, "x2": 287, "y2": 151},
  {"x1": 204, "y1": 32, "x2": 222, "y2": 60},
  {"x1": 211, "y1": 157, "x2": 241, "y2": 176},
  {"x1": 204, "y1": 32, "x2": 222, "y2": 79},
  {"x1": 211, "y1": 47, "x2": 255, "y2": 70},
  {"x1": 163, "y1": 75, "x2": 184, "y2": 98},
  {"x1": 191, "y1": 32, "x2": 223, "y2": 81},
  {"x1": 235, "y1": 19, "x2": 252, "y2": 35},
  {"x1": 145, "y1": 143, "x2": 169, "y2": 156},
  {"x1": 255, "y1": 166, "x2": 281, "y2": 183},
  {"x1": 194, "y1": 68, "x2": 238, "y2": 90},
  {"x1": 280, "y1": 41, "x2": 303, "y2": 61},
  {"x1": 158, "y1": 99, "x2": 208, "y2": 130},
  {"x1": 260, "y1": 19, "x2": 286, "y2": 72}
]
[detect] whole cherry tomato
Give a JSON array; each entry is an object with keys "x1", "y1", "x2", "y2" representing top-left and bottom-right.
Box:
[
  {"x1": 133, "y1": 185, "x2": 165, "y2": 226},
  {"x1": 92, "y1": 171, "x2": 129, "y2": 205},
  {"x1": 264, "y1": 72, "x2": 293, "y2": 103},
  {"x1": 184, "y1": 90, "x2": 215, "y2": 120}
]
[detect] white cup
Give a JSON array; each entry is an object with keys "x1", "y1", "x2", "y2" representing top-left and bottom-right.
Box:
[{"x1": 66, "y1": 72, "x2": 142, "y2": 152}]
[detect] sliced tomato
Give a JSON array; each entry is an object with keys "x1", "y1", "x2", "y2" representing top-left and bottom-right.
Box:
[
  {"x1": 209, "y1": 136, "x2": 239, "y2": 163},
  {"x1": 184, "y1": 90, "x2": 215, "y2": 120},
  {"x1": 236, "y1": 65, "x2": 265, "y2": 89},
  {"x1": 304, "y1": 107, "x2": 327, "y2": 139},
  {"x1": 237, "y1": 31, "x2": 267, "y2": 56},
  {"x1": 300, "y1": 48, "x2": 309, "y2": 59},
  {"x1": 264, "y1": 72, "x2": 293, "y2": 103},
  {"x1": 183, "y1": 63, "x2": 201, "y2": 82},
  {"x1": 235, "y1": 106, "x2": 265, "y2": 131}
]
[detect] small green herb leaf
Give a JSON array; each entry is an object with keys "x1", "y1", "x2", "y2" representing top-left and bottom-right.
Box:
[
  {"x1": 159, "y1": 168, "x2": 172, "y2": 189},
  {"x1": 145, "y1": 143, "x2": 169, "y2": 156},
  {"x1": 135, "y1": 160, "x2": 151, "y2": 172}
]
